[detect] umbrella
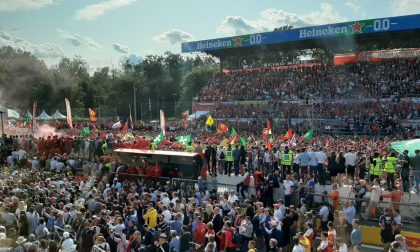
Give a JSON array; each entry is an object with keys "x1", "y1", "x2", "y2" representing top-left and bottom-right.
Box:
[{"x1": 390, "y1": 139, "x2": 420, "y2": 157}]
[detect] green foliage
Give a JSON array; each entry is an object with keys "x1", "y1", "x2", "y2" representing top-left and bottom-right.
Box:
[
  {"x1": 273, "y1": 25, "x2": 294, "y2": 31},
  {"x1": 0, "y1": 46, "x2": 217, "y2": 119}
]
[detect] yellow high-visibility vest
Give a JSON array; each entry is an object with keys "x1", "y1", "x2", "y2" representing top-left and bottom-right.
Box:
[
  {"x1": 370, "y1": 157, "x2": 382, "y2": 175},
  {"x1": 385, "y1": 156, "x2": 398, "y2": 173},
  {"x1": 281, "y1": 151, "x2": 293, "y2": 165}
]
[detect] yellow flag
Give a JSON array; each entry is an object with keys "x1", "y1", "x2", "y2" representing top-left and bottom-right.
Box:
[{"x1": 206, "y1": 115, "x2": 214, "y2": 126}]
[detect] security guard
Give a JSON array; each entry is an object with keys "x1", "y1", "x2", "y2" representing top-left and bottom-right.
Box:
[
  {"x1": 225, "y1": 144, "x2": 234, "y2": 176},
  {"x1": 369, "y1": 152, "x2": 382, "y2": 181},
  {"x1": 281, "y1": 146, "x2": 293, "y2": 177},
  {"x1": 385, "y1": 152, "x2": 398, "y2": 191}
]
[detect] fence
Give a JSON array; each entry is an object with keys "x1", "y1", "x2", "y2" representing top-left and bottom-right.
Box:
[
  {"x1": 27, "y1": 101, "x2": 193, "y2": 122},
  {"x1": 111, "y1": 172, "x2": 172, "y2": 186}
]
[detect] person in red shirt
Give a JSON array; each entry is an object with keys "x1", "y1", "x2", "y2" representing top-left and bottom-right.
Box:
[
  {"x1": 217, "y1": 231, "x2": 226, "y2": 252},
  {"x1": 322, "y1": 183, "x2": 339, "y2": 211},
  {"x1": 224, "y1": 221, "x2": 236, "y2": 252},
  {"x1": 127, "y1": 160, "x2": 137, "y2": 173},
  {"x1": 193, "y1": 216, "x2": 207, "y2": 250},
  {"x1": 327, "y1": 221, "x2": 336, "y2": 252},
  {"x1": 381, "y1": 185, "x2": 404, "y2": 210}
]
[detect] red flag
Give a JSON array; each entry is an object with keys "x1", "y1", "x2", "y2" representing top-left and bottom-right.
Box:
[
  {"x1": 267, "y1": 119, "x2": 272, "y2": 134},
  {"x1": 65, "y1": 98, "x2": 73, "y2": 129},
  {"x1": 262, "y1": 128, "x2": 270, "y2": 138},
  {"x1": 228, "y1": 133, "x2": 238, "y2": 144},
  {"x1": 281, "y1": 129, "x2": 293, "y2": 141},
  {"x1": 32, "y1": 101, "x2": 37, "y2": 133},
  {"x1": 217, "y1": 123, "x2": 229, "y2": 135},
  {"x1": 88, "y1": 108, "x2": 97, "y2": 122},
  {"x1": 121, "y1": 121, "x2": 128, "y2": 135},
  {"x1": 267, "y1": 141, "x2": 273, "y2": 150}
]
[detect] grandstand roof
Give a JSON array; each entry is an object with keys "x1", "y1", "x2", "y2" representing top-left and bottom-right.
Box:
[{"x1": 181, "y1": 14, "x2": 420, "y2": 57}]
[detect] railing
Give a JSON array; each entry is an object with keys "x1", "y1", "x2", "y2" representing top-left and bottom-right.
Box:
[
  {"x1": 171, "y1": 177, "x2": 237, "y2": 195},
  {"x1": 110, "y1": 172, "x2": 172, "y2": 186}
]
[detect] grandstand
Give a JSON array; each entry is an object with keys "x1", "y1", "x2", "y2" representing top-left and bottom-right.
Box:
[{"x1": 181, "y1": 14, "x2": 420, "y2": 136}]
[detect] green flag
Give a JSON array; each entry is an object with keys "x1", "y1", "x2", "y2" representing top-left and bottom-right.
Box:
[
  {"x1": 153, "y1": 131, "x2": 164, "y2": 145},
  {"x1": 230, "y1": 128, "x2": 237, "y2": 137},
  {"x1": 303, "y1": 129, "x2": 314, "y2": 140},
  {"x1": 274, "y1": 117, "x2": 280, "y2": 124},
  {"x1": 240, "y1": 137, "x2": 247, "y2": 147},
  {"x1": 80, "y1": 127, "x2": 91, "y2": 137},
  {"x1": 176, "y1": 135, "x2": 192, "y2": 146}
]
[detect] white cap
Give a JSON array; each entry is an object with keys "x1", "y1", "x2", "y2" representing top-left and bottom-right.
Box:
[{"x1": 63, "y1": 232, "x2": 70, "y2": 238}]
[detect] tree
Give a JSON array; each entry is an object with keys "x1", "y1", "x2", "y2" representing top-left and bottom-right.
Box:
[
  {"x1": 273, "y1": 25, "x2": 294, "y2": 31},
  {"x1": 178, "y1": 65, "x2": 217, "y2": 113}
]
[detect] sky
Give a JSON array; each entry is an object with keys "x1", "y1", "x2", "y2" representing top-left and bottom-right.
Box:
[{"x1": 0, "y1": 0, "x2": 419, "y2": 71}]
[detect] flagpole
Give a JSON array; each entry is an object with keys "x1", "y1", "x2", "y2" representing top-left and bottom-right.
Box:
[
  {"x1": 133, "y1": 85, "x2": 137, "y2": 123},
  {"x1": 129, "y1": 104, "x2": 133, "y2": 129}
]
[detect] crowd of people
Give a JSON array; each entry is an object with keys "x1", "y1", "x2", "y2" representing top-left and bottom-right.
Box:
[
  {"x1": 0, "y1": 123, "x2": 419, "y2": 252},
  {"x1": 195, "y1": 59, "x2": 420, "y2": 102}
]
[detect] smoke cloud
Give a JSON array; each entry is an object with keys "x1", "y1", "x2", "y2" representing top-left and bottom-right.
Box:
[{"x1": 34, "y1": 124, "x2": 62, "y2": 139}]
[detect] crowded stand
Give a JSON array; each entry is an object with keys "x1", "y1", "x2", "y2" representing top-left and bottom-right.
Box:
[{"x1": 195, "y1": 59, "x2": 420, "y2": 102}]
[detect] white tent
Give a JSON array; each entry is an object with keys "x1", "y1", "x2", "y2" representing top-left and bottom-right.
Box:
[
  {"x1": 26, "y1": 111, "x2": 32, "y2": 119},
  {"x1": 187, "y1": 111, "x2": 209, "y2": 120},
  {"x1": 52, "y1": 110, "x2": 66, "y2": 119},
  {"x1": 36, "y1": 110, "x2": 52, "y2": 120}
]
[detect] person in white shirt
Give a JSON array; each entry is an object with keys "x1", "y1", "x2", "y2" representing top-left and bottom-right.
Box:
[
  {"x1": 263, "y1": 149, "x2": 272, "y2": 173},
  {"x1": 161, "y1": 205, "x2": 172, "y2": 222},
  {"x1": 113, "y1": 217, "x2": 125, "y2": 235},
  {"x1": 161, "y1": 193, "x2": 170, "y2": 207},
  {"x1": 61, "y1": 232, "x2": 76, "y2": 252},
  {"x1": 316, "y1": 148, "x2": 327, "y2": 185},
  {"x1": 317, "y1": 232, "x2": 329, "y2": 251},
  {"x1": 12, "y1": 149, "x2": 19, "y2": 161},
  {"x1": 227, "y1": 190, "x2": 238, "y2": 205},
  {"x1": 364, "y1": 178, "x2": 381, "y2": 219},
  {"x1": 319, "y1": 203, "x2": 330, "y2": 231},
  {"x1": 273, "y1": 204, "x2": 283, "y2": 221},
  {"x1": 17, "y1": 149, "x2": 27, "y2": 161},
  {"x1": 31, "y1": 157, "x2": 40, "y2": 170},
  {"x1": 7, "y1": 155, "x2": 15, "y2": 167},
  {"x1": 284, "y1": 175, "x2": 294, "y2": 207},
  {"x1": 171, "y1": 192, "x2": 179, "y2": 210},
  {"x1": 344, "y1": 150, "x2": 357, "y2": 183},
  {"x1": 56, "y1": 161, "x2": 65, "y2": 173},
  {"x1": 248, "y1": 174, "x2": 256, "y2": 196},
  {"x1": 292, "y1": 236, "x2": 305, "y2": 252},
  {"x1": 102, "y1": 184, "x2": 111, "y2": 198}
]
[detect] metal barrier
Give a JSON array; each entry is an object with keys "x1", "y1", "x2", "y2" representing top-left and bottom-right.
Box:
[
  {"x1": 172, "y1": 178, "x2": 198, "y2": 192},
  {"x1": 111, "y1": 172, "x2": 172, "y2": 186},
  {"x1": 171, "y1": 177, "x2": 238, "y2": 195}
]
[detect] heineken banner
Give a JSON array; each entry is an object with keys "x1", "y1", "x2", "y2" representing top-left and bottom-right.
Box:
[
  {"x1": 334, "y1": 48, "x2": 420, "y2": 65},
  {"x1": 182, "y1": 14, "x2": 420, "y2": 53}
]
